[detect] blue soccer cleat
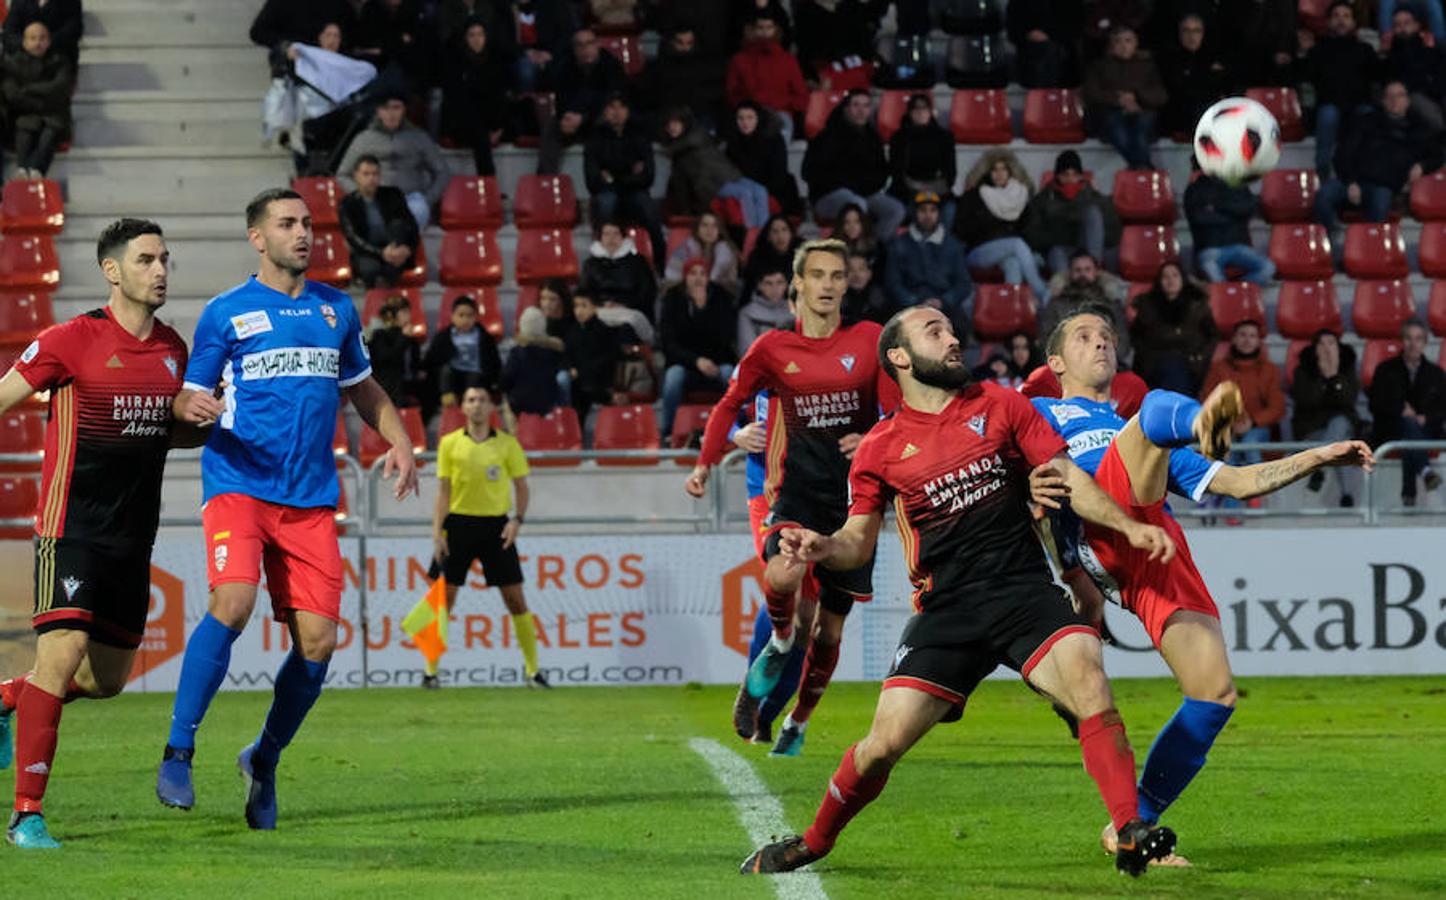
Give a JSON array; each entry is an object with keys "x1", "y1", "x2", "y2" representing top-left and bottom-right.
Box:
[
  {"x1": 745, "y1": 641, "x2": 791, "y2": 701},
  {"x1": 156, "y1": 745, "x2": 195, "y2": 810},
  {"x1": 0, "y1": 709, "x2": 13, "y2": 770},
  {"x1": 769, "y1": 722, "x2": 806, "y2": 757},
  {"x1": 6, "y1": 812, "x2": 60, "y2": 849},
  {"x1": 237, "y1": 744, "x2": 277, "y2": 831}
]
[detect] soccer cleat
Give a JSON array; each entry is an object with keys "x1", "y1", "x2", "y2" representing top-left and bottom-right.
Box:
[
  {"x1": 1194, "y1": 381, "x2": 1244, "y2": 461},
  {"x1": 750, "y1": 721, "x2": 774, "y2": 745},
  {"x1": 1426, "y1": 470, "x2": 1443, "y2": 492},
  {"x1": 1101, "y1": 821, "x2": 1192, "y2": 867},
  {"x1": 237, "y1": 744, "x2": 277, "y2": 831},
  {"x1": 731, "y1": 682, "x2": 760, "y2": 740},
  {"x1": 6, "y1": 812, "x2": 60, "y2": 849},
  {"x1": 769, "y1": 723, "x2": 806, "y2": 757},
  {"x1": 156, "y1": 745, "x2": 195, "y2": 810},
  {"x1": 744, "y1": 640, "x2": 791, "y2": 700},
  {"x1": 1113, "y1": 818, "x2": 1179, "y2": 876},
  {"x1": 421, "y1": 674, "x2": 440, "y2": 690},
  {"x1": 740, "y1": 835, "x2": 825, "y2": 874},
  {"x1": 527, "y1": 672, "x2": 552, "y2": 690},
  {"x1": 0, "y1": 709, "x2": 12, "y2": 770}
]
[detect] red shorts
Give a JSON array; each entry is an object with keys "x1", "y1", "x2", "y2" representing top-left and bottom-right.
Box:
[
  {"x1": 747, "y1": 493, "x2": 822, "y2": 602},
  {"x1": 204, "y1": 493, "x2": 344, "y2": 623},
  {"x1": 1079, "y1": 443, "x2": 1218, "y2": 648}
]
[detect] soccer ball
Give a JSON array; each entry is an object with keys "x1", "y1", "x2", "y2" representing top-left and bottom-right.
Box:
[{"x1": 1193, "y1": 97, "x2": 1281, "y2": 185}]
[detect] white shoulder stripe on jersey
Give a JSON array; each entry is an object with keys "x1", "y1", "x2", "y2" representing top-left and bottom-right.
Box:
[
  {"x1": 338, "y1": 365, "x2": 373, "y2": 389},
  {"x1": 1191, "y1": 459, "x2": 1226, "y2": 502}
]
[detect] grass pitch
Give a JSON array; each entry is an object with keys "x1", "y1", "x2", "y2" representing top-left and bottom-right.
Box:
[{"x1": 5, "y1": 676, "x2": 1444, "y2": 898}]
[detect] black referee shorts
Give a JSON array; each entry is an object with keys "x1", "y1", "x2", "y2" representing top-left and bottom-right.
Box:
[
  {"x1": 441, "y1": 514, "x2": 524, "y2": 588},
  {"x1": 32, "y1": 537, "x2": 152, "y2": 649}
]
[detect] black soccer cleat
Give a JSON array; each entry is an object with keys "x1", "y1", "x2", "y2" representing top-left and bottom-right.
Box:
[
  {"x1": 421, "y1": 674, "x2": 440, "y2": 690},
  {"x1": 1114, "y1": 818, "x2": 1177, "y2": 877},
  {"x1": 527, "y1": 671, "x2": 552, "y2": 690},
  {"x1": 740, "y1": 835, "x2": 825, "y2": 874},
  {"x1": 731, "y1": 681, "x2": 760, "y2": 741}
]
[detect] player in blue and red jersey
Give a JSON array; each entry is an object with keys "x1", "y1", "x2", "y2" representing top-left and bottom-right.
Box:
[
  {"x1": 153, "y1": 188, "x2": 419, "y2": 830},
  {"x1": 744, "y1": 307, "x2": 1181, "y2": 877}
]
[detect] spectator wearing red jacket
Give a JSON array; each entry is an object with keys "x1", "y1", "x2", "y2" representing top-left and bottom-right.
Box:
[{"x1": 725, "y1": 12, "x2": 808, "y2": 142}]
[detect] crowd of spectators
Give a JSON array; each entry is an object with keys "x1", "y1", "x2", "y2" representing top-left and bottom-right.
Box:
[{"x1": 0, "y1": 1, "x2": 82, "y2": 180}]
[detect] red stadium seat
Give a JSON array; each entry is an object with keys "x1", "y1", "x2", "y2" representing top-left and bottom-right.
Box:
[
  {"x1": 1417, "y1": 222, "x2": 1446, "y2": 277},
  {"x1": 515, "y1": 227, "x2": 580, "y2": 285},
  {"x1": 0, "y1": 179, "x2": 63, "y2": 234},
  {"x1": 362, "y1": 287, "x2": 427, "y2": 339},
  {"x1": 0, "y1": 407, "x2": 44, "y2": 473},
  {"x1": 439, "y1": 229, "x2": 504, "y2": 286},
  {"x1": 593, "y1": 404, "x2": 660, "y2": 466},
  {"x1": 1299, "y1": 0, "x2": 1331, "y2": 33},
  {"x1": 1245, "y1": 86, "x2": 1305, "y2": 141},
  {"x1": 665, "y1": 225, "x2": 693, "y2": 259},
  {"x1": 598, "y1": 34, "x2": 644, "y2": 77},
  {"x1": 1410, "y1": 170, "x2": 1446, "y2": 220},
  {"x1": 513, "y1": 174, "x2": 578, "y2": 227},
  {"x1": 740, "y1": 226, "x2": 763, "y2": 261},
  {"x1": 438, "y1": 286, "x2": 505, "y2": 339},
  {"x1": 359, "y1": 406, "x2": 426, "y2": 467},
  {"x1": 438, "y1": 405, "x2": 467, "y2": 440},
  {"x1": 514, "y1": 283, "x2": 542, "y2": 333},
  {"x1": 305, "y1": 230, "x2": 351, "y2": 287},
  {"x1": 1259, "y1": 169, "x2": 1319, "y2": 223},
  {"x1": 1343, "y1": 222, "x2": 1408, "y2": 279},
  {"x1": 439, "y1": 175, "x2": 505, "y2": 229},
  {"x1": 1112, "y1": 170, "x2": 1177, "y2": 224},
  {"x1": 669, "y1": 403, "x2": 717, "y2": 466},
  {"x1": 1285, "y1": 338, "x2": 1312, "y2": 385},
  {"x1": 516, "y1": 407, "x2": 584, "y2": 466},
  {"x1": 972, "y1": 284, "x2": 1038, "y2": 340},
  {"x1": 1351, "y1": 280, "x2": 1417, "y2": 338},
  {"x1": 1360, "y1": 339, "x2": 1402, "y2": 390},
  {"x1": 1274, "y1": 279, "x2": 1342, "y2": 338},
  {"x1": 804, "y1": 89, "x2": 849, "y2": 139},
  {"x1": 394, "y1": 240, "x2": 427, "y2": 287},
  {"x1": 1021, "y1": 89, "x2": 1084, "y2": 143},
  {"x1": 1428, "y1": 281, "x2": 1446, "y2": 335},
  {"x1": 0, "y1": 476, "x2": 38, "y2": 538},
  {"x1": 0, "y1": 235, "x2": 58, "y2": 290},
  {"x1": 949, "y1": 89, "x2": 1012, "y2": 144},
  {"x1": 0, "y1": 290, "x2": 51, "y2": 344},
  {"x1": 290, "y1": 176, "x2": 343, "y2": 228},
  {"x1": 1126, "y1": 281, "x2": 1151, "y2": 320},
  {"x1": 623, "y1": 226, "x2": 654, "y2": 269},
  {"x1": 1268, "y1": 223, "x2": 1333, "y2": 280},
  {"x1": 875, "y1": 89, "x2": 914, "y2": 143},
  {"x1": 1207, "y1": 282, "x2": 1266, "y2": 333},
  {"x1": 1117, "y1": 225, "x2": 1179, "y2": 282}
]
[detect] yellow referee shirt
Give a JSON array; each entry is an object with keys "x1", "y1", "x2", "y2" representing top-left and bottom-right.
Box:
[{"x1": 437, "y1": 428, "x2": 530, "y2": 517}]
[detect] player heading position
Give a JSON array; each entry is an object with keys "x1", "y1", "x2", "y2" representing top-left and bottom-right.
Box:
[
  {"x1": 743, "y1": 306, "x2": 1184, "y2": 877},
  {"x1": 154, "y1": 188, "x2": 419, "y2": 830},
  {"x1": 686, "y1": 239, "x2": 899, "y2": 756},
  {"x1": 0, "y1": 219, "x2": 190, "y2": 848}
]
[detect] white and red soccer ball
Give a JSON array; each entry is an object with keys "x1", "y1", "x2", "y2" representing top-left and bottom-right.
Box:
[{"x1": 1193, "y1": 97, "x2": 1282, "y2": 185}]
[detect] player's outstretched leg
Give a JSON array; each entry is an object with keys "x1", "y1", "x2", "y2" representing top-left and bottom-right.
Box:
[
  {"x1": 240, "y1": 645, "x2": 329, "y2": 830},
  {"x1": 158, "y1": 611, "x2": 244, "y2": 809},
  {"x1": 745, "y1": 557, "x2": 804, "y2": 701},
  {"x1": 771, "y1": 606, "x2": 846, "y2": 757}
]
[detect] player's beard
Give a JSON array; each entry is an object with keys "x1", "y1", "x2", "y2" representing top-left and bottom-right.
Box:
[
  {"x1": 267, "y1": 238, "x2": 309, "y2": 276},
  {"x1": 908, "y1": 347, "x2": 972, "y2": 389}
]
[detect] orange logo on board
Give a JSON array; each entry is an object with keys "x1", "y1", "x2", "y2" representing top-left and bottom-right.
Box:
[
  {"x1": 130, "y1": 565, "x2": 186, "y2": 681},
  {"x1": 720, "y1": 556, "x2": 767, "y2": 656}
]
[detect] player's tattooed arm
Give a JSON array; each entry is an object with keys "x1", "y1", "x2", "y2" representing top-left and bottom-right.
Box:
[
  {"x1": 779, "y1": 513, "x2": 883, "y2": 571},
  {"x1": 1053, "y1": 453, "x2": 1177, "y2": 563},
  {"x1": 1209, "y1": 440, "x2": 1375, "y2": 499}
]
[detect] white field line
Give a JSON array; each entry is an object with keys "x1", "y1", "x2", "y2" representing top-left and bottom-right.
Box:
[{"x1": 687, "y1": 737, "x2": 829, "y2": 900}]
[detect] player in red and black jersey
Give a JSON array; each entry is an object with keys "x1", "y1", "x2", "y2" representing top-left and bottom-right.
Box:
[
  {"x1": 741, "y1": 307, "x2": 1181, "y2": 878},
  {"x1": 686, "y1": 239, "x2": 900, "y2": 756},
  {"x1": 0, "y1": 220, "x2": 198, "y2": 849}
]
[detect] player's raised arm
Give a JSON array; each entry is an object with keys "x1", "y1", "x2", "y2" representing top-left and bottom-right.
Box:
[
  {"x1": 1206, "y1": 440, "x2": 1375, "y2": 499},
  {"x1": 1053, "y1": 452, "x2": 1177, "y2": 563},
  {"x1": 779, "y1": 512, "x2": 883, "y2": 572}
]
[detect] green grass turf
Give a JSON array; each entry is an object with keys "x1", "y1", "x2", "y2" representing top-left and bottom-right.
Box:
[{"x1": 3, "y1": 676, "x2": 1444, "y2": 898}]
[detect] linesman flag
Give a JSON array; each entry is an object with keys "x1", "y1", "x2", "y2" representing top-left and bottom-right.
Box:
[{"x1": 401, "y1": 577, "x2": 449, "y2": 665}]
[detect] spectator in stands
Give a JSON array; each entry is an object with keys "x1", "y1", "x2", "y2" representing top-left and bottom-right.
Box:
[
  {"x1": 1381, "y1": 0, "x2": 1446, "y2": 40},
  {"x1": 802, "y1": 90, "x2": 907, "y2": 242},
  {"x1": 1369, "y1": 318, "x2": 1446, "y2": 506},
  {"x1": 537, "y1": 27, "x2": 629, "y2": 174},
  {"x1": 659, "y1": 259, "x2": 738, "y2": 437},
  {"x1": 580, "y1": 220, "x2": 659, "y2": 323},
  {"x1": 1185, "y1": 165, "x2": 1275, "y2": 285},
  {"x1": 724, "y1": 12, "x2": 808, "y2": 143},
  {"x1": 1129, "y1": 261, "x2": 1216, "y2": 394},
  {"x1": 251, "y1": 0, "x2": 355, "y2": 56},
  {"x1": 723, "y1": 100, "x2": 801, "y2": 216},
  {"x1": 660, "y1": 109, "x2": 772, "y2": 229},
  {"x1": 1202, "y1": 317, "x2": 1285, "y2": 467},
  {"x1": 1383, "y1": 3, "x2": 1445, "y2": 131},
  {"x1": 365, "y1": 295, "x2": 422, "y2": 408},
  {"x1": 882, "y1": 191, "x2": 973, "y2": 325},
  {"x1": 956, "y1": 149, "x2": 1051, "y2": 301},
  {"x1": 337, "y1": 93, "x2": 450, "y2": 229},
  {"x1": 664, "y1": 212, "x2": 740, "y2": 294},
  {"x1": 353, "y1": 0, "x2": 434, "y2": 89},
  {"x1": 423, "y1": 295, "x2": 503, "y2": 415},
  {"x1": 792, "y1": 0, "x2": 885, "y2": 84},
  {"x1": 835, "y1": 203, "x2": 882, "y2": 267},
  {"x1": 1315, "y1": 80, "x2": 1442, "y2": 231},
  {"x1": 842, "y1": 251, "x2": 891, "y2": 323},
  {"x1": 566, "y1": 289, "x2": 627, "y2": 424},
  {"x1": 584, "y1": 94, "x2": 666, "y2": 273},
  {"x1": 888, "y1": 94, "x2": 957, "y2": 225},
  {"x1": 339, "y1": 154, "x2": 419, "y2": 288},
  {"x1": 1082, "y1": 25, "x2": 1167, "y2": 170},
  {"x1": 502, "y1": 307, "x2": 566, "y2": 417},
  {"x1": 1083, "y1": 1, "x2": 1149, "y2": 60},
  {"x1": 527, "y1": 278, "x2": 578, "y2": 404},
  {"x1": 743, "y1": 213, "x2": 801, "y2": 292},
  {"x1": 645, "y1": 26, "x2": 727, "y2": 132},
  {"x1": 1007, "y1": 0, "x2": 1083, "y2": 87},
  {"x1": 1298, "y1": 1, "x2": 1381, "y2": 178},
  {"x1": 737, "y1": 266, "x2": 794, "y2": 353},
  {"x1": 1144, "y1": 0, "x2": 1222, "y2": 54},
  {"x1": 726, "y1": 0, "x2": 792, "y2": 56},
  {"x1": 1025, "y1": 150, "x2": 1122, "y2": 273},
  {"x1": 1039, "y1": 250, "x2": 1134, "y2": 365},
  {"x1": 440, "y1": 0, "x2": 490, "y2": 45},
  {"x1": 1, "y1": 21, "x2": 72, "y2": 180},
  {"x1": 264, "y1": 22, "x2": 377, "y2": 173},
  {"x1": 1218, "y1": 0, "x2": 1297, "y2": 87},
  {"x1": 441, "y1": 17, "x2": 512, "y2": 178},
  {"x1": 492, "y1": 0, "x2": 578, "y2": 92},
  {"x1": 972, "y1": 331, "x2": 1043, "y2": 389},
  {"x1": 4, "y1": 0, "x2": 80, "y2": 65},
  {"x1": 1157, "y1": 13, "x2": 1228, "y2": 137},
  {"x1": 1293, "y1": 329, "x2": 1363, "y2": 505}
]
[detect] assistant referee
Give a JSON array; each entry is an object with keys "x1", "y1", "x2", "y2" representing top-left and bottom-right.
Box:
[{"x1": 429, "y1": 384, "x2": 548, "y2": 689}]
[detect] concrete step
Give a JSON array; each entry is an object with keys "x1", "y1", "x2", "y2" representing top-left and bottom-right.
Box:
[
  {"x1": 72, "y1": 91, "x2": 259, "y2": 122},
  {"x1": 73, "y1": 115, "x2": 264, "y2": 148},
  {"x1": 52, "y1": 146, "x2": 290, "y2": 216},
  {"x1": 77, "y1": 46, "x2": 266, "y2": 94}
]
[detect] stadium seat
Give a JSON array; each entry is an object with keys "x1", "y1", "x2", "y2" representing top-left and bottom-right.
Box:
[
  {"x1": 1126, "y1": 281, "x2": 1151, "y2": 320},
  {"x1": 515, "y1": 406, "x2": 583, "y2": 466},
  {"x1": 1112, "y1": 170, "x2": 1177, "y2": 224},
  {"x1": 972, "y1": 284, "x2": 1038, "y2": 340},
  {"x1": 0, "y1": 476, "x2": 38, "y2": 538},
  {"x1": 1268, "y1": 223, "x2": 1333, "y2": 280},
  {"x1": 437, "y1": 286, "x2": 505, "y2": 339},
  {"x1": 1284, "y1": 338, "x2": 1312, "y2": 385},
  {"x1": 359, "y1": 406, "x2": 426, "y2": 468},
  {"x1": 513, "y1": 283, "x2": 542, "y2": 333},
  {"x1": 0, "y1": 179, "x2": 63, "y2": 234},
  {"x1": 0, "y1": 407, "x2": 44, "y2": 473},
  {"x1": 1351, "y1": 280, "x2": 1417, "y2": 338},
  {"x1": 623, "y1": 226, "x2": 654, "y2": 269},
  {"x1": 439, "y1": 175, "x2": 504, "y2": 229},
  {"x1": 305, "y1": 230, "x2": 352, "y2": 287},
  {"x1": 1417, "y1": 222, "x2": 1446, "y2": 277},
  {"x1": 804, "y1": 89, "x2": 848, "y2": 139},
  {"x1": 1343, "y1": 222, "x2": 1408, "y2": 279},
  {"x1": 0, "y1": 290, "x2": 51, "y2": 344},
  {"x1": 362, "y1": 287, "x2": 427, "y2": 339},
  {"x1": 290, "y1": 176, "x2": 343, "y2": 228},
  {"x1": 669, "y1": 403, "x2": 717, "y2": 466},
  {"x1": 598, "y1": 34, "x2": 645, "y2": 77},
  {"x1": 1299, "y1": 0, "x2": 1331, "y2": 33},
  {"x1": 1207, "y1": 282, "x2": 1266, "y2": 334},
  {"x1": 439, "y1": 229, "x2": 504, "y2": 286},
  {"x1": 939, "y1": 0, "x2": 1004, "y2": 34},
  {"x1": 874, "y1": 89, "x2": 914, "y2": 143},
  {"x1": 665, "y1": 225, "x2": 693, "y2": 259},
  {"x1": 1428, "y1": 281, "x2": 1446, "y2": 335},
  {"x1": 396, "y1": 241, "x2": 427, "y2": 287},
  {"x1": 515, "y1": 227, "x2": 580, "y2": 285},
  {"x1": 593, "y1": 404, "x2": 660, "y2": 466},
  {"x1": 1259, "y1": 169, "x2": 1319, "y2": 223},
  {"x1": 1245, "y1": 86, "x2": 1305, "y2": 141},
  {"x1": 1410, "y1": 169, "x2": 1446, "y2": 220},
  {"x1": 1360, "y1": 339, "x2": 1402, "y2": 390},
  {"x1": 438, "y1": 405, "x2": 467, "y2": 440},
  {"x1": 0, "y1": 235, "x2": 58, "y2": 290},
  {"x1": 513, "y1": 174, "x2": 578, "y2": 228},
  {"x1": 1117, "y1": 225, "x2": 1180, "y2": 282},
  {"x1": 1274, "y1": 279, "x2": 1342, "y2": 338},
  {"x1": 1021, "y1": 89, "x2": 1084, "y2": 143},
  {"x1": 948, "y1": 89, "x2": 1012, "y2": 143}
]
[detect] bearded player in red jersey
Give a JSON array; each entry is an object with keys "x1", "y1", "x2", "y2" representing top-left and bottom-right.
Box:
[
  {"x1": 685, "y1": 239, "x2": 900, "y2": 757},
  {"x1": 743, "y1": 306, "x2": 1190, "y2": 877}
]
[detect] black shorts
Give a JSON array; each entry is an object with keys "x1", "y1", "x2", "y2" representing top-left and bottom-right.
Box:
[
  {"x1": 762, "y1": 505, "x2": 873, "y2": 616},
  {"x1": 883, "y1": 573, "x2": 1095, "y2": 723},
  {"x1": 32, "y1": 537, "x2": 152, "y2": 649},
  {"x1": 441, "y1": 514, "x2": 524, "y2": 588}
]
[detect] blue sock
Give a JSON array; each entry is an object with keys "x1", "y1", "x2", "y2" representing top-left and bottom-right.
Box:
[
  {"x1": 1138, "y1": 390, "x2": 1203, "y2": 448},
  {"x1": 1137, "y1": 697, "x2": 1235, "y2": 823},
  {"x1": 167, "y1": 613, "x2": 242, "y2": 750},
  {"x1": 252, "y1": 652, "x2": 328, "y2": 769}
]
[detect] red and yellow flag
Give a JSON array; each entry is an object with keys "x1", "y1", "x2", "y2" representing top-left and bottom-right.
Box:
[{"x1": 401, "y1": 577, "x2": 449, "y2": 664}]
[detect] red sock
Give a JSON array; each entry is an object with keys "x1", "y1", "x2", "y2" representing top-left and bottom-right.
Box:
[
  {"x1": 3, "y1": 675, "x2": 86, "y2": 711},
  {"x1": 1078, "y1": 709, "x2": 1138, "y2": 831},
  {"x1": 802, "y1": 744, "x2": 890, "y2": 854},
  {"x1": 14, "y1": 681, "x2": 63, "y2": 814},
  {"x1": 764, "y1": 584, "x2": 795, "y2": 642},
  {"x1": 789, "y1": 637, "x2": 840, "y2": 725}
]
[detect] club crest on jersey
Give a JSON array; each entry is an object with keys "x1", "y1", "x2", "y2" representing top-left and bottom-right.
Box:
[
  {"x1": 320, "y1": 304, "x2": 337, "y2": 329},
  {"x1": 839, "y1": 354, "x2": 856, "y2": 373},
  {"x1": 163, "y1": 356, "x2": 178, "y2": 378},
  {"x1": 61, "y1": 576, "x2": 82, "y2": 600},
  {"x1": 967, "y1": 414, "x2": 988, "y2": 437},
  {"x1": 214, "y1": 544, "x2": 228, "y2": 573}
]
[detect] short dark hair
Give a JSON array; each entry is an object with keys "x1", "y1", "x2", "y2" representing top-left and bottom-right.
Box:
[
  {"x1": 1232, "y1": 318, "x2": 1264, "y2": 335},
  {"x1": 462, "y1": 384, "x2": 495, "y2": 403},
  {"x1": 878, "y1": 308, "x2": 912, "y2": 383},
  {"x1": 451, "y1": 294, "x2": 478, "y2": 312},
  {"x1": 1402, "y1": 316, "x2": 1428, "y2": 337},
  {"x1": 1068, "y1": 249, "x2": 1097, "y2": 266},
  {"x1": 1045, "y1": 302, "x2": 1118, "y2": 357},
  {"x1": 96, "y1": 218, "x2": 163, "y2": 265},
  {"x1": 352, "y1": 153, "x2": 381, "y2": 173},
  {"x1": 245, "y1": 188, "x2": 304, "y2": 228}
]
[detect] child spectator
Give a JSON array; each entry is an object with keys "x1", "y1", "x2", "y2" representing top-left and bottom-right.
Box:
[
  {"x1": 737, "y1": 266, "x2": 793, "y2": 354},
  {"x1": 365, "y1": 295, "x2": 422, "y2": 407},
  {"x1": 423, "y1": 295, "x2": 503, "y2": 414},
  {"x1": 502, "y1": 307, "x2": 566, "y2": 416},
  {"x1": 842, "y1": 252, "x2": 890, "y2": 324},
  {"x1": 566, "y1": 290, "x2": 627, "y2": 424}
]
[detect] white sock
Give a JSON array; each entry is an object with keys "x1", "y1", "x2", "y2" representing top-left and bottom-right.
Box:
[
  {"x1": 783, "y1": 714, "x2": 806, "y2": 732},
  {"x1": 769, "y1": 630, "x2": 794, "y2": 654}
]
